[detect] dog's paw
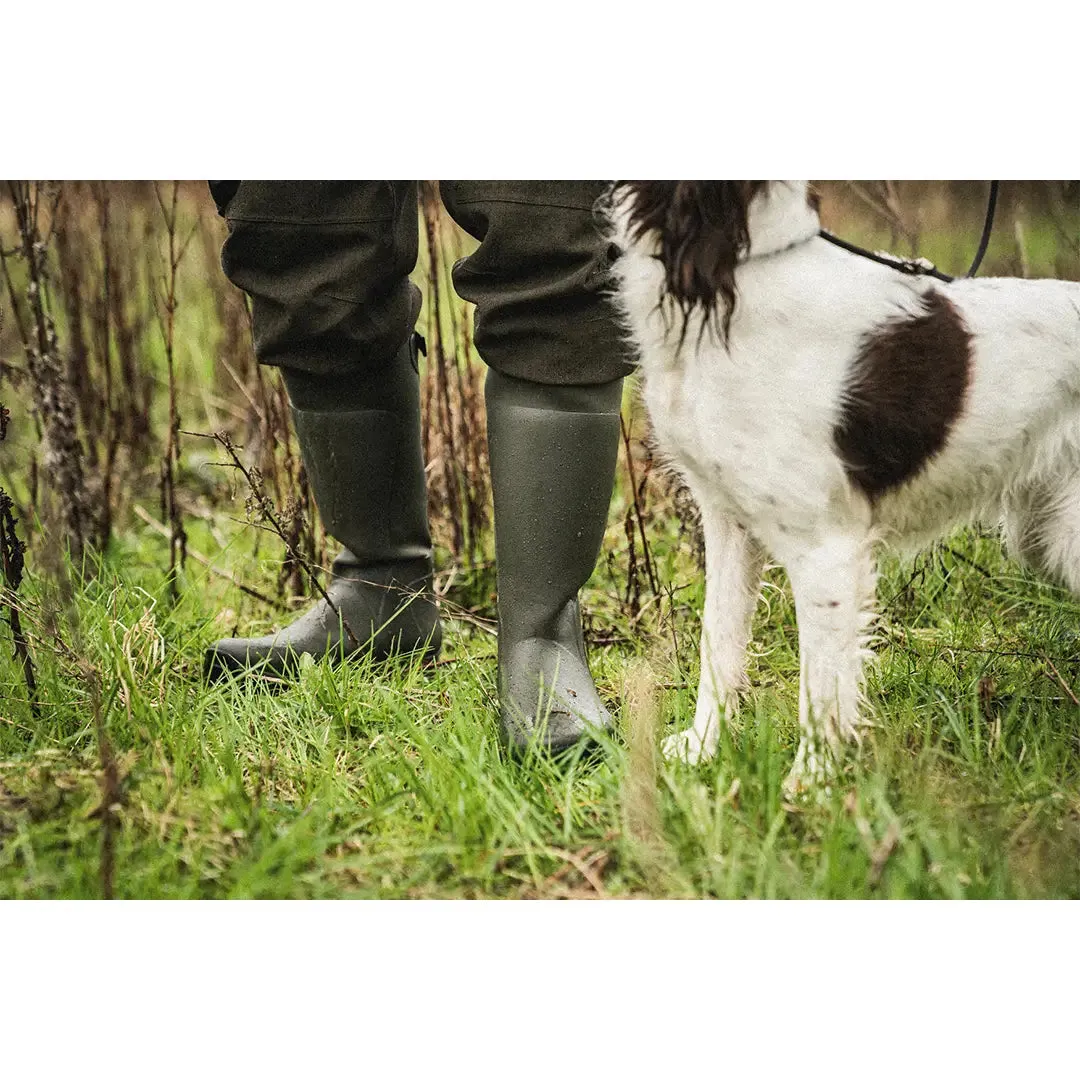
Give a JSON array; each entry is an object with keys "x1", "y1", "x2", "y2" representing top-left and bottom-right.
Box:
[
  {"x1": 783, "y1": 742, "x2": 833, "y2": 800},
  {"x1": 662, "y1": 726, "x2": 716, "y2": 764}
]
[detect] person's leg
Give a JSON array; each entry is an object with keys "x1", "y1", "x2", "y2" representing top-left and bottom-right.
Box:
[
  {"x1": 440, "y1": 181, "x2": 634, "y2": 751},
  {"x1": 204, "y1": 181, "x2": 441, "y2": 679}
]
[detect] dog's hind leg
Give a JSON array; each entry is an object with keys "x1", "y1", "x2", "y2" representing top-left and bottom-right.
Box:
[
  {"x1": 1005, "y1": 471, "x2": 1080, "y2": 595},
  {"x1": 783, "y1": 529, "x2": 876, "y2": 793},
  {"x1": 664, "y1": 501, "x2": 764, "y2": 764},
  {"x1": 1003, "y1": 481, "x2": 1056, "y2": 575}
]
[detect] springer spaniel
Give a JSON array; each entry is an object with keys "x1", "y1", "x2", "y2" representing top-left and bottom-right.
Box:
[{"x1": 607, "y1": 181, "x2": 1080, "y2": 792}]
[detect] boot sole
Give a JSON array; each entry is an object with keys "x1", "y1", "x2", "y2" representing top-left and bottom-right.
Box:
[{"x1": 203, "y1": 637, "x2": 441, "y2": 686}]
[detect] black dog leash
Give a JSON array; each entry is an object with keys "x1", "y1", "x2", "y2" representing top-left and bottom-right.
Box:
[
  {"x1": 819, "y1": 180, "x2": 1000, "y2": 283},
  {"x1": 964, "y1": 179, "x2": 1000, "y2": 277}
]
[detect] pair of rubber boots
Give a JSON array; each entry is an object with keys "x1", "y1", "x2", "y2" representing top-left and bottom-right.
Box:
[{"x1": 204, "y1": 339, "x2": 623, "y2": 753}]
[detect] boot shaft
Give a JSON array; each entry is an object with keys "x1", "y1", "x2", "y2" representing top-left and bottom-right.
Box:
[
  {"x1": 285, "y1": 339, "x2": 433, "y2": 569},
  {"x1": 485, "y1": 370, "x2": 623, "y2": 643}
]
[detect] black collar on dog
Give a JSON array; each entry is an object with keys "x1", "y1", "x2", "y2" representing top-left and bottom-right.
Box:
[{"x1": 818, "y1": 181, "x2": 1000, "y2": 284}]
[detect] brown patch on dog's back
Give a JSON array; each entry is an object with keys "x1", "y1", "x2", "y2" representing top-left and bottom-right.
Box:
[{"x1": 834, "y1": 290, "x2": 972, "y2": 503}]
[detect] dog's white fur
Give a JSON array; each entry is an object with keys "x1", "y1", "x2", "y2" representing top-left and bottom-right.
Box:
[{"x1": 609, "y1": 181, "x2": 1080, "y2": 790}]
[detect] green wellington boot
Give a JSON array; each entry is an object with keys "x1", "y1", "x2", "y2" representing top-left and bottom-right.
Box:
[
  {"x1": 205, "y1": 339, "x2": 441, "y2": 681},
  {"x1": 485, "y1": 369, "x2": 623, "y2": 752}
]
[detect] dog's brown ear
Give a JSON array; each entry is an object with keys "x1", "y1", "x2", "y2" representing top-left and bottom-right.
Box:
[{"x1": 615, "y1": 181, "x2": 766, "y2": 340}]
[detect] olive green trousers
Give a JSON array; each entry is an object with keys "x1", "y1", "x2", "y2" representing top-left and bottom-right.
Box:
[{"x1": 209, "y1": 181, "x2": 634, "y2": 389}]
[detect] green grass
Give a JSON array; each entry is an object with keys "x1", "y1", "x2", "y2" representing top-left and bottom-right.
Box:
[{"x1": 2, "y1": 503, "x2": 1079, "y2": 899}]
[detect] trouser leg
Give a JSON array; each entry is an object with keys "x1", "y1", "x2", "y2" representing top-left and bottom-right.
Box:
[
  {"x1": 204, "y1": 182, "x2": 440, "y2": 679},
  {"x1": 440, "y1": 181, "x2": 633, "y2": 386},
  {"x1": 212, "y1": 180, "x2": 421, "y2": 382}
]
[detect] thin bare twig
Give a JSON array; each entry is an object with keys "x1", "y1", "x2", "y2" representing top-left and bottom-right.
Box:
[
  {"x1": 619, "y1": 411, "x2": 660, "y2": 621},
  {"x1": 868, "y1": 820, "x2": 901, "y2": 888},
  {"x1": 153, "y1": 181, "x2": 189, "y2": 598},
  {"x1": 4, "y1": 181, "x2": 94, "y2": 565},
  {"x1": 845, "y1": 180, "x2": 920, "y2": 254},
  {"x1": 1041, "y1": 654, "x2": 1080, "y2": 707},
  {"x1": 189, "y1": 430, "x2": 358, "y2": 647},
  {"x1": 132, "y1": 504, "x2": 284, "y2": 610},
  {"x1": 86, "y1": 665, "x2": 121, "y2": 899},
  {"x1": 0, "y1": 472, "x2": 38, "y2": 718}
]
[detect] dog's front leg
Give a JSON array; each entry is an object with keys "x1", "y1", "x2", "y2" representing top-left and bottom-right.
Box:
[
  {"x1": 783, "y1": 531, "x2": 876, "y2": 793},
  {"x1": 664, "y1": 503, "x2": 764, "y2": 764}
]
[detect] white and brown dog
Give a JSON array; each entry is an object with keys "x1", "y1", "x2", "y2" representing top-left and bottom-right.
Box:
[{"x1": 607, "y1": 181, "x2": 1080, "y2": 791}]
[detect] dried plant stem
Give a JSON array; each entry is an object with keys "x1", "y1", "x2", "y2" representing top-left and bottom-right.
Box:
[
  {"x1": 1013, "y1": 218, "x2": 1031, "y2": 279},
  {"x1": 31, "y1": 483, "x2": 122, "y2": 899},
  {"x1": 431, "y1": 193, "x2": 489, "y2": 562},
  {"x1": 94, "y1": 184, "x2": 116, "y2": 475},
  {"x1": 621, "y1": 660, "x2": 676, "y2": 892},
  {"x1": 195, "y1": 429, "x2": 358, "y2": 647},
  {"x1": 1040, "y1": 654, "x2": 1080, "y2": 708},
  {"x1": 415, "y1": 183, "x2": 491, "y2": 568},
  {"x1": 208, "y1": 263, "x2": 320, "y2": 593},
  {"x1": 1044, "y1": 181, "x2": 1080, "y2": 266},
  {"x1": 3, "y1": 181, "x2": 94, "y2": 567},
  {"x1": 619, "y1": 411, "x2": 660, "y2": 609},
  {"x1": 132, "y1": 503, "x2": 283, "y2": 609},
  {"x1": 0, "y1": 243, "x2": 31, "y2": 361},
  {"x1": 264, "y1": 372, "x2": 315, "y2": 600},
  {"x1": 420, "y1": 182, "x2": 466, "y2": 558},
  {"x1": 0, "y1": 478, "x2": 38, "y2": 718},
  {"x1": 88, "y1": 662, "x2": 120, "y2": 899},
  {"x1": 153, "y1": 181, "x2": 195, "y2": 599},
  {"x1": 845, "y1": 180, "x2": 920, "y2": 254}
]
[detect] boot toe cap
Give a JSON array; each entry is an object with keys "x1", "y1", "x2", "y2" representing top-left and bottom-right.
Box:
[
  {"x1": 498, "y1": 638, "x2": 613, "y2": 753},
  {"x1": 203, "y1": 637, "x2": 293, "y2": 682}
]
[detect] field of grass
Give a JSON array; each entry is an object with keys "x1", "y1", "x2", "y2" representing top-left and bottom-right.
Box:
[
  {"x1": 1, "y1": 182, "x2": 1078, "y2": 899},
  {"x1": 3, "y1": 508, "x2": 1080, "y2": 898}
]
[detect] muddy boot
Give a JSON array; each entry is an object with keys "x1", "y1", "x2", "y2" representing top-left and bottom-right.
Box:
[
  {"x1": 485, "y1": 369, "x2": 623, "y2": 752},
  {"x1": 205, "y1": 338, "x2": 441, "y2": 681}
]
